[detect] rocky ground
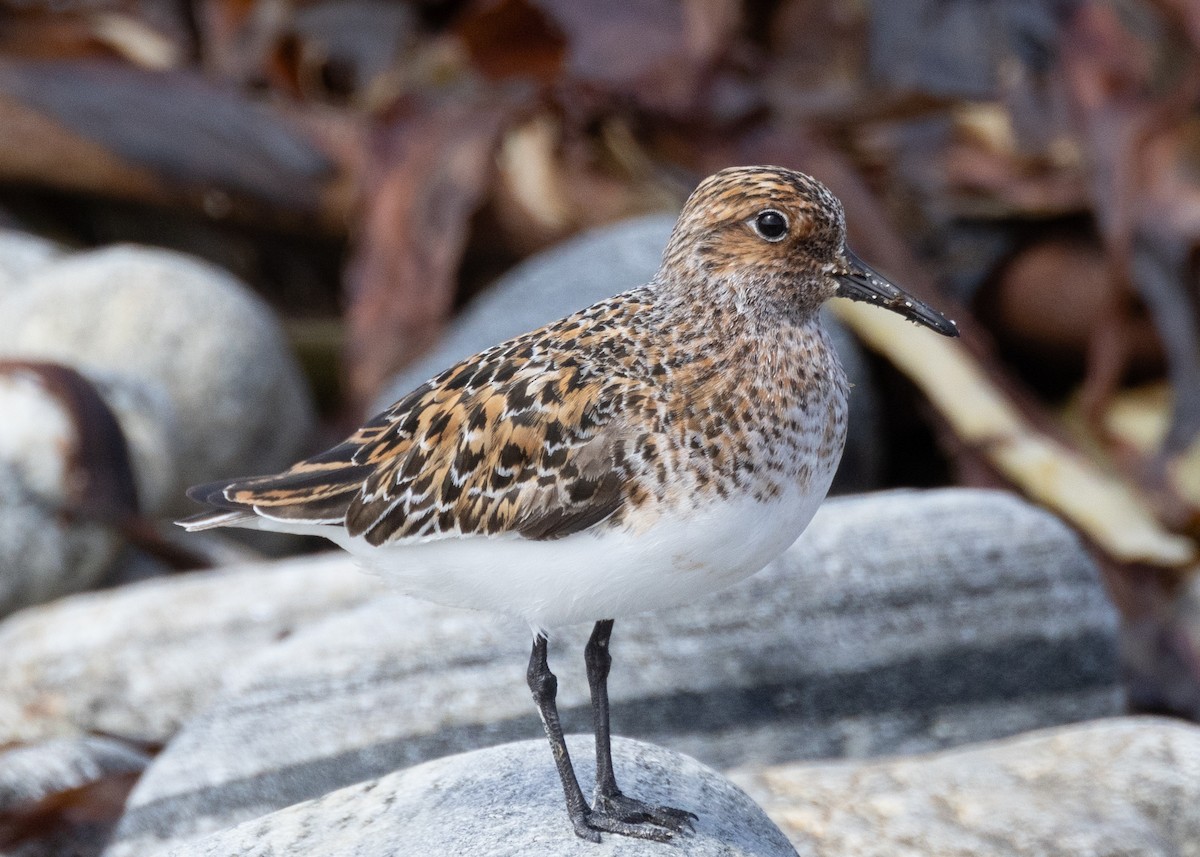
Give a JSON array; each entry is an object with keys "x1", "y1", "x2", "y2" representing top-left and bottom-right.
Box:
[{"x1": 0, "y1": 222, "x2": 1194, "y2": 856}]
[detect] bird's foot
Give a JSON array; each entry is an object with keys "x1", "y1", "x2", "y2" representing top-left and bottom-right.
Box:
[
  {"x1": 569, "y1": 807, "x2": 675, "y2": 843},
  {"x1": 593, "y1": 790, "x2": 698, "y2": 833},
  {"x1": 566, "y1": 793, "x2": 694, "y2": 842}
]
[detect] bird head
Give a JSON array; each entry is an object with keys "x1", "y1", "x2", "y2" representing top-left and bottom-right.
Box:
[{"x1": 662, "y1": 165, "x2": 958, "y2": 337}]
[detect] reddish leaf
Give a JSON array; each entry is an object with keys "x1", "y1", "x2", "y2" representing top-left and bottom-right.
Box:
[
  {"x1": 456, "y1": 0, "x2": 738, "y2": 114},
  {"x1": 343, "y1": 94, "x2": 521, "y2": 412},
  {"x1": 1058, "y1": 3, "x2": 1200, "y2": 454},
  {"x1": 456, "y1": 0, "x2": 566, "y2": 84}
]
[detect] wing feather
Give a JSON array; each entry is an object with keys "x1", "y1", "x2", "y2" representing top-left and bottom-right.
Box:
[{"x1": 178, "y1": 291, "x2": 654, "y2": 544}]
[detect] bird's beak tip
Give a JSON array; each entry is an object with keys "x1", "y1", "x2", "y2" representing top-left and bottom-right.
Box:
[{"x1": 834, "y1": 249, "x2": 958, "y2": 338}]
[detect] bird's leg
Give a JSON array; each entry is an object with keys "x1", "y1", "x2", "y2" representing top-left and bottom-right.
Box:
[
  {"x1": 527, "y1": 633, "x2": 672, "y2": 843},
  {"x1": 585, "y1": 620, "x2": 619, "y2": 799},
  {"x1": 583, "y1": 620, "x2": 697, "y2": 832}
]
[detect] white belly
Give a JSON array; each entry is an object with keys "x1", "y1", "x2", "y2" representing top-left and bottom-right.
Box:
[{"x1": 317, "y1": 472, "x2": 835, "y2": 632}]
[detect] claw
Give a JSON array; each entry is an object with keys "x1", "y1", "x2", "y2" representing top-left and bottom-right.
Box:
[
  {"x1": 584, "y1": 809, "x2": 675, "y2": 842},
  {"x1": 593, "y1": 791, "x2": 697, "y2": 833},
  {"x1": 571, "y1": 816, "x2": 602, "y2": 843}
]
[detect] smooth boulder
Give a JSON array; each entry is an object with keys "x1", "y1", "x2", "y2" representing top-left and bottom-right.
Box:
[
  {"x1": 165, "y1": 737, "x2": 799, "y2": 857},
  {"x1": 0, "y1": 554, "x2": 384, "y2": 746},
  {"x1": 0, "y1": 245, "x2": 315, "y2": 514},
  {"x1": 104, "y1": 488, "x2": 1121, "y2": 856},
  {"x1": 732, "y1": 716, "x2": 1200, "y2": 857},
  {"x1": 0, "y1": 228, "x2": 63, "y2": 297}
]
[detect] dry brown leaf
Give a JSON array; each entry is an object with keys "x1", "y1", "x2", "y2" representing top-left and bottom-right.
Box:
[
  {"x1": 456, "y1": 0, "x2": 737, "y2": 114},
  {"x1": 0, "y1": 60, "x2": 349, "y2": 231},
  {"x1": 1058, "y1": 3, "x2": 1200, "y2": 454},
  {"x1": 343, "y1": 94, "x2": 521, "y2": 412},
  {"x1": 455, "y1": 0, "x2": 567, "y2": 84},
  {"x1": 0, "y1": 3, "x2": 193, "y2": 66}
]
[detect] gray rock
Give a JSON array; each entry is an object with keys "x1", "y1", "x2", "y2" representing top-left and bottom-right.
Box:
[
  {"x1": 0, "y1": 736, "x2": 148, "y2": 814},
  {"x1": 0, "y1": 366, "x2": 125, "y2": 615},
  {"x1": 730, "y1": 716, "x2": 1200, "y2": 857},
  {"x1": 0, "y1": 554, "x2": 384, "y2": 746},
  {"x1": 166, "y1": 737, "x2": 798, "y2": 857},
  {"x1": 85, "y1": 371, "x2": 181, "y2": 516},
  {"x1": 0, "y1": 736, "x2": 149, "y2": 857},
  {"x1": 375, "y1": 215, "x2": 881, "y2": 493},
  {"x1": 0, "y1": 245, "x2": 315, "y2": 513},
  {"x1": 105, "y1": 489, "x2": 1121, "y2": 856}
]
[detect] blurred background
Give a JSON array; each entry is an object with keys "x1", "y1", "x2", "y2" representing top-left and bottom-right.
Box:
[{"x1": 1, "y1": 0, "x2": 1199, "y2": 747}]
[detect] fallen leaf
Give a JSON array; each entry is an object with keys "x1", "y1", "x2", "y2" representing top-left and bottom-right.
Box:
[
  {"x1": 0, "y1": 60, "x2": 346, "y2": 229},
  {"x1": 343, "y1": 93, "x2": 521, "y2": 412}
]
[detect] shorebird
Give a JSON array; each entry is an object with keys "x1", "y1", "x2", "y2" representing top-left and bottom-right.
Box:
[{"x1": 181, "y1": 165, "x2": 957, "y2": 842}]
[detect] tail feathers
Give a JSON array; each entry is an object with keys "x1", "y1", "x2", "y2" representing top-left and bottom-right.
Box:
[
  {"x1": 185, "y1": 479, "x2": 246, "y2": 510},
  {"x1": 178, "y1": 508, "x2": 258, "y2": 532},
  {"x1": 178, "y1": 464, "x2": 372, "y2": 533}
]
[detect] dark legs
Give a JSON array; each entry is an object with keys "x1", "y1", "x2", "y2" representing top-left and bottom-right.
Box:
[
  {"x1": 527, "y1": 621, "x2": 698, "y2": 840},
  {"x1": 584, "y1": 620, "x2": 619, "y2": 800},
  {"x1": 526, "y1": 634, "x2": 596, "y2": 841},
  {"x1": 527, "y1": 630, "x2": 685, "y2": 842},
  {"x1": 584, "y1": 620, "x2": 697, "y2": 832}
]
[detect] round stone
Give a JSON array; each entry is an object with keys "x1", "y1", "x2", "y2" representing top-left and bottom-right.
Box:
[
  {"x1": 0, "y1": 365, "x2": 125, "y2": 614},
  {"x1": 0, "y1": 245, "x2": 316, "y2": 514}
]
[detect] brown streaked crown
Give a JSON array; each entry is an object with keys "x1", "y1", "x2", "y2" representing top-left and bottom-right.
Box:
[{"x1": 659, "y1": 166, "x2": 847, "y2": 314}]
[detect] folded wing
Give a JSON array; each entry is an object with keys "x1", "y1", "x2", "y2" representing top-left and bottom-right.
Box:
[{"x1": 181, "y1": 325, "x2": 647, "y2": 545}]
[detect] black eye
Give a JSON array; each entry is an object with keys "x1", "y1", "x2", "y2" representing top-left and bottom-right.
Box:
[{"x1": 752, "y1": 209, "x2": 788, "y2": 242}]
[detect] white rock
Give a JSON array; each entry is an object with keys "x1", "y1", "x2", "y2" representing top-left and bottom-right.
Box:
[
  {"x1": 730, "y1": 716, "x2": 1200, "y2": 857},
  {"x1": 0, "y1": 228, "x2": 63, "y2": 298},
  {"x1": 165, "y1": 737, "x2": 799, "y2": 857},
  {"x1": 0, "y1": 245, "x2": 316, "y2": 513},
  {"x1": 0, "y1": 554, "x2": 384, "y2": 746}
]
